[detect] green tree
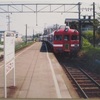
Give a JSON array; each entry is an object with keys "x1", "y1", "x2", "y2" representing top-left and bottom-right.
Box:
[{"x1": 82, "y1": 31, "x2": 93, "y2": 43}]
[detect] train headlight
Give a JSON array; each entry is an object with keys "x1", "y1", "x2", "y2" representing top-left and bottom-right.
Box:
[
  {"x1": 71, "y1": 44, "x2": 79, "y2": 47},
  {"x1": 64, "y1": 26, "x2": 69, "y2": 32}
]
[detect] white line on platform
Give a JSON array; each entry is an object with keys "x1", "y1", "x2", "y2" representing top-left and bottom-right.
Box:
[{"x1": 45, "y1": 43, "x2": 62, "y2": 98}]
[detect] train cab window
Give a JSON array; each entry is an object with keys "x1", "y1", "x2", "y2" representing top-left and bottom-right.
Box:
[
  {"x1": 71, "y1": 35, "x2": 79, "y2": 40},
  {"x1": 54, "y1": 35, "x2": 62, "y2": 41},
  {"x1": 64, "y1": 35, "x2": 69, "y2": 41}
]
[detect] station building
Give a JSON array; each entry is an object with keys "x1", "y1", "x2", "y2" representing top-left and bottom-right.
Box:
[{"x1": 65, "y1": 18, "x2": 94, "y2": 32}]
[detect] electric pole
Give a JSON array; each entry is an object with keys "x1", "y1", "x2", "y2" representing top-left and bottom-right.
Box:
[
  {"x1": 93, "y1": 2, "x2": 95, "y2": 47},
  {"x1": 33, "y1": 29, "x2": 34, "y2": 41},
  {"x1": 6, "y1": 14, "x2": 11, "y2": 31},
  {"x1": 78, "y1": 2, "x2": 82, "y2": 49},
  {"x1": 25, "y1": 24, "x2": 27, "y2": 43}
]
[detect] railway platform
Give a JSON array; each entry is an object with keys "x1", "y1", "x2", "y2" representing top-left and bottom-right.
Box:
[{"x1": 0, "y1": 42, "x2": 71, "y2": 98}]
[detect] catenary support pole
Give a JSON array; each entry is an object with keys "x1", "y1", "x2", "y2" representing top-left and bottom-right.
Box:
[
  {"x1": 93, "y1": 2, "x2": 96, "y2": 47},
  {"x1": 78, "y1": 2, "x2": 82, "y2": 49}
]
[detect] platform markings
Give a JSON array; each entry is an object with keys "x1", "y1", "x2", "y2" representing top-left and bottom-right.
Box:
[{"x1": 45, "y1": 43, "x2": 62, "y2": 98}]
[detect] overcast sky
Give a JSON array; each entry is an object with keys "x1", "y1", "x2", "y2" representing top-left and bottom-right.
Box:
[
  {"x1": 0, "y1": 0, "x2": 100, "y2": 3},
  {"x1": 0, "y1": 0, "x2": 100, "y2": 35}
]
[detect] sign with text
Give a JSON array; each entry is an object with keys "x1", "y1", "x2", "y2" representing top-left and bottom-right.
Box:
[
  {"x1": 4, "y1": 32, "x2": 15, "y2": 75},
  {"x1": 80, "y1": 3, "x2": 93, "y2": 17},
  {"x1": 4, "y1": 31, "x2": 15, "y2": 98}
]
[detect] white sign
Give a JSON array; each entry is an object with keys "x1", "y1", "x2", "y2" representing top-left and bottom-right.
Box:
[
  {"x1": 5, "y1": 34, "x2": 15, "y2": 74},
  {"x1": 81, "y1": 3, "x2": 93, "y2": 16},
  {"x1": 4, "y1": 31, "x2": 15, "y2": 98}
]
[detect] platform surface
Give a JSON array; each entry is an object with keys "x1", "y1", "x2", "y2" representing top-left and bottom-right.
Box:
[{"x1": 0, "y1": 42, "x2": 71, "y2": 98}]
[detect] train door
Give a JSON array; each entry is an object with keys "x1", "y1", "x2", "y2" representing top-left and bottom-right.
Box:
[
  {"x1": 53, "y1": 34, "x2": 63, "y2": 53},
  {"x1": 63, "y1": 34, "x2": 70, "y2": 52}
]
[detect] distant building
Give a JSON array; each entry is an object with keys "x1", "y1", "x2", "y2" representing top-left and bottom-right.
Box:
[{"x1": 81, "y1": 22, "x2": 93, "y2": 32}]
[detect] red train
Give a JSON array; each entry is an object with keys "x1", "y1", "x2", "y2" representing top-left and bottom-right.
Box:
[{"x1": 42, "y1": 25, "x2": 80, "y2": 55}]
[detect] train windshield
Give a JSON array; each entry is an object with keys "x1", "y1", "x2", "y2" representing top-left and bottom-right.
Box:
[
  {"x1": 64, "y1": 35, "x2": 69, "y2": 41},
  {"x1": 54, "y1": 35, "x2": 62, "y2": 41},
  {"x1": 71, "y1": 35, "x2": 79, "y2": 40},
  {"x1": 59, "y1": 25, "x2": 69, "y2": 30},
  {"x1": 59, "y1": 25, "x2": 66, "y2": 29}
]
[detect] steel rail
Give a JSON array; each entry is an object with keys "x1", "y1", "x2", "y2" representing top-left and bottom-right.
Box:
[
  {"x1": 74, "y1": 59, "x2": 100, "y2": 88},
  {"x1": 63, "y1": 64, "x2": 88, "y2": 99},
  {"x1": 79, "y1": 67, "x2": 100, "y2": 88}
]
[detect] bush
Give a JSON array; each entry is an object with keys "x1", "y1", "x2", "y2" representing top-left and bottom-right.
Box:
[
  {"x1": 80, "y1": 38, "x2": 100, "y2": 74},
  {"x1": 15, "y1": 41, "x2": 34, "y2": 52},
  {"x1": 0, "y1": 41, "x2": 3, "y2": 45},
  {"x1": 82, "y1": 37, "x2": 91, "y2": 48},
  {"x1": 82, "y1": 30, "x2": 93, "y2": 43}
]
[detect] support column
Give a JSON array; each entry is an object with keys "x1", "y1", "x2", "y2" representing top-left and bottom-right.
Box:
[
  {"x1": 78, "y1": 2, "x2": 82, "y2": 49},
  {"x1": 93, "y1": 2, "x2": 96, "y2": 47}
]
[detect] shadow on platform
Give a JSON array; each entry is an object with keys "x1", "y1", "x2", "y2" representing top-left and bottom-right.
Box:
[
  {"x1": 40, "y1": 42, "x2": 53, "y2": 53},
  {"x1": 40, "y1": 42, "x2": 47, "y2": 52}
]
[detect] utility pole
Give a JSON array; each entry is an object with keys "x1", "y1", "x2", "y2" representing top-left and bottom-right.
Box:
[
  {"x1": 78, "y1": 2, "x2": 82, "y2": 49},
  {"x1": 93, "y1": 2, "x2": 95, "y2": 47},
  {"x1": 25, "y1": 24, "x2": 27, "y2": 43},
  {"x1": 33, "y1": 29, "x2": 34, "y2": 41},
  {"x1": 6, "y1": 14, "x2": 11, "y2": 31},
  {"x1": 56, "y1": 24, "x2": 57, "y2": 30},
  {"x1": 36, "y1": 4, "x2": 38, "y2": 26}
]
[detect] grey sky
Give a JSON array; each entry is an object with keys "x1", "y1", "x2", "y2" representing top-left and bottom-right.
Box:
[
  {"x1": 0, "y1": 0, "x2": 100, "y2": 35},
  {"x1": 0, "y1": 0, "x2": 100, "y2": 3}
]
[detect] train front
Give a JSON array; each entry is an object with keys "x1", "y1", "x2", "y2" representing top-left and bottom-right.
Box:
[
  {"x1": 53, "y1": 26, "x2": 80, "y2": 54},
  {"x1": 53, "y1": 29, "x2": 64, "y2": 53},
  {"x1": 63, "y1": 28, "x2": 80, "y2": 54}
]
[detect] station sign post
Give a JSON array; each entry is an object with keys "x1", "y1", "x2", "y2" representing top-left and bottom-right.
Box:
[{"x1": 4, "y1": 31, "x2": 15, "y2": 98}]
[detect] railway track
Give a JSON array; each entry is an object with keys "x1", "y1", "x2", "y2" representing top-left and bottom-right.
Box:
[
  {"x1": 46, "y1": 45, "x2": 100, "y2": 98},
  {"x1": 63, "y1": 64, "x2": 100, "y2": 98}
]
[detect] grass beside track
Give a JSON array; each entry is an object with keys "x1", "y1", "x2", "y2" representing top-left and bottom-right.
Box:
[
  {"x1": 15, "y1": 41, "x2": 35, "y2": 52},
  {"x1": 78, "y1": 45, "x2": 100, "y2": 74},
  {"x1": 0, "y1": 41, "x2": 35, "y2": 61}
]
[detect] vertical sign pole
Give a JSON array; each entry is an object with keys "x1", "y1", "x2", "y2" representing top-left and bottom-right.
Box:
[
  {"x1": 4, "y1": 32, "x2": 7, "y2": 98},
  {"x1": 13, "y1": 60, "x2": 15, "y2": 86},
  {"x1": 4, "y1": 32, "x2": 15, "y2": 98},
  {"x1": 13, "y1": 35, "x2": 15, "y2": 86}
]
